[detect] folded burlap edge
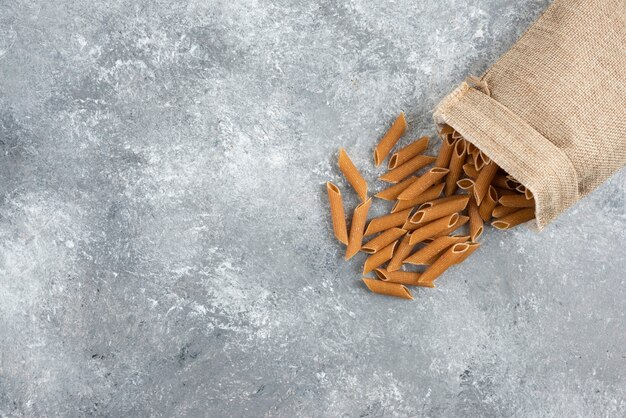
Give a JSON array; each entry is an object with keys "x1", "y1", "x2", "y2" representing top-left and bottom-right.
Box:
[{"x1": 432, "y1": 81, "x2": 580, "y2": 230}]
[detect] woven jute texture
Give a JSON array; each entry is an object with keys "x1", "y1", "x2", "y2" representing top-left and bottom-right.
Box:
[{"x1": 433, "y1": 0, "x2": 626, "y2": 229}]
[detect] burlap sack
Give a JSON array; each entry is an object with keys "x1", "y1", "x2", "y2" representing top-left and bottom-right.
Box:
[{"x1": 433, "y1": 0, "x2": 626, "y2": 230}]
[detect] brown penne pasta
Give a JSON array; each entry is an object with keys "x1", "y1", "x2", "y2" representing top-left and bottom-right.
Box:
[
  {"x1": 338, "y1": 148, "x2": 368, "y2": 201},
  {"x1": 438, "y1": 124, "x2": 454, "y2": 138},
  {"x1": 363, "y1": 241, "x2": 397, "y2": 274},
  {"x1": 397, "y1": 167, "x2": 449, "y2": 200},
  {"x1": 468, "y1": 196, "x2": 483, "y2": 242},
  {"x1": 374, "y1": 269, "x2": 429, "y2": 287},
  {"x1": 411, "y1": 195, "x2": 469, "y2": 224},
  {"x1": 374, "y1": 112, "x2": 407, "y2": 166},
  {"x1": 478, "y1": 185, "x2": 498, "y2": 221},
  {"x1": 473, "y1": 160, "x2": 499, "y2": 205},
  {"x1": 434, "y1": 136, "x2": 456, "y2": 168},
  {"x1": 386, "y1": 232, "x2": 416, "y2": 271},
  {"x1": 492, "y1": 174, "x2": 516, "y2": 190},
  {"x1": 462, "y1": 163, "x2": 480, "y2": 179},
  {"x1": 326, "y1": 182, "x2": 349, "y2": 245},
  {"x1": 379, "y1": 155, "x2": 436, "y2": 183},
  {"x1": 432, "y1": 215, "x2": 470, "y2": 238},
  {"x1": 453, "y1": 242, "x2": 481, "y2": 265},
  {"x1": 451, "y1": 130, "x2": 462, "y2": 139},
  {"x1": 493, "y1": 186, "x2": 519, "y2": 196},
  {"x1": 375, "y1": 176, "x2": 418, "y2": 200},
  {"x1": 345, "y1": 198, "x2": 372, "y2": 260},
  {"x1": 361, "y1": 227, "x2": 406, "y2": 254},
  {"x1": 404, "y1": 235, "x2": 470, "y2": 265},
  {"x1": 417, "y1": 243, "x2": 471, "y2": 285},
  {"x1": 466, "y1": 142, "x2": 476, "y2": 155},
  {"x1": 391, "y1": 183, "x2": 444, "y2": 213},
  {"x1": 499, "y1": 194, "x2": 536, "y2": 208},
  {"x1": 408, "y1": 213, "x2": 459, "y2": 245},
  {"x1": 456, "y1": 178, "x2": 475, "y2": 191},
  {"x1": 364, "y1": 208, "x2": 412, "y2": 236},
  {"x1": 524, "y1": 188, "x2": 533, "y2": 200},
  {"x1": 444, "y1": 139, "x2": 467, "y2": 196},
  {"x1": 492, "y1": 205, "x2": 519, "y2": 218},
  {"x1": 362, "y1": 278, "x2": 413, "y2": 299},
  {"x1": 492, "y1": 208, "x2": 536, "y2": 230},
  {"x1": 388, "y1": 136, "x2": 429, "y2": 169}
]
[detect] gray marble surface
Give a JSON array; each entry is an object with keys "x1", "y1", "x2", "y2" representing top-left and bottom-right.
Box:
[{"x1": 1, "y1": 0, "x2": 625, "y2": 416}]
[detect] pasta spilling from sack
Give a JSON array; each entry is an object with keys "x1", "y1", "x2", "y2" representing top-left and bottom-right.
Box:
[{"x1": 326, "y1": 113, "x2": 537, "y2": 299}]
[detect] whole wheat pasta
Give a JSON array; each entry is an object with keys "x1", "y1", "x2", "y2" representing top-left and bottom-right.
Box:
[
  {"x1": 338, "y1": 148, "x2": 368, "y2": 201},
  {"x1": 362, "y1": 278, "x2": 413, "y2": 299},
  {"x1": 379, "y1": 155, "x2": 436, "y2": 183},
  {"x1": 515, "y1": 184, "x2": 527, "y2": 194},
  {"x1": 404, "y1": 235, "x2": 469, "y2": 265},
  {"x1": 374, "y1": 269, "x2": 430, "y2": 287},
  {"x1": 386, "y1": 232, "x2": 416, "y2": 271},
  {"x1": 409, "y1": 213, "x2": 459, "y2": 245},
  {"x1": 410, "y1": 195, "x2": 469, "y2": 224},
  {"x1": 444, "y1": 139, "x2": 467, "y2": 196},
  {"x1": 434, "y1": 136, "x2": 456, "y2": 168},
  {"x1": 326, "y1": 182, "x2": 349, "y2": 245},
  {"x1": 388, "y1": 136, "x2": 429, "y2": 169},
  {"x1": 492, "y1": 174, "x2": 516, "y2": 190},
  {"x1": 473, "y1": 160, "x2": 499, "y2": 205},
  {"x1": 492, "y1": 208, "x2": 536, "y2": 230},
  {"x1": 478, "y1": 185, "x2": 498, "y2": 221},
  {"x1": 453, "y1": 242, "x2": 481, "y2": 265},
  {"x1": 363, "y1": 241, "x2": 397, "y2": 274},
  {"x1": 364, "y1": 208, "x2": 412, "y2": 236},
  {"x1": 432, "y1": 215, "x2": 469, "y2": 238},
  {"x1": 361, "y1": 227, "x2": 406, "y2": 254},
  {"x1": 438, "y1": 124, "x2": 453, "y2": 138},
  {"x1": 462, "y1": 163, "x2": 480, "y2": 179},
  {"x1": 468, "y1": 196, "x2": 483, "y2": 242},
  {"x1": 493, "y1": 186, "x2": 519, "y2": 196},
  {"x1": 374, "y1": 112, "x2": 407, "y2": 166},
  {"x1": 492, "y1": 205, "x2": 519, "y2": 218},
  {"x1": 391, "y1": 183, "x2": 444, "y2": 213},
  {"x1": 418, "y1": 194, "x2": 469, "y2": 209},
  {"x1": 345, "y1": 198, "x2": 372, "y2": 260},
  {"x1": 397, "y1": 167, "x2": 449, "y2": 200},
  {"x1": 451, "y1": 130, "x2": 462, "y2": 139},
  {"x1": 417, "y1": 243, "x2": 471, "y2": 285},
  {"x1": 499, "y1": 194, "x2": 536, "y2": 208},
  {"x1": 524, "y1": 188, "x2": 533, "y2": 200},
  {"x1": 478, "y1": 150, "x2": 490, "y2": 166},
  {"x1": 466, "y1": 142, "x2": 477, "y2": 155},
  {"x1": 456, "y1": 178, "x2": 475, "y2": 191},
  {"x1": 375, "y1": 176, "x2": 418, "y2": 200}
]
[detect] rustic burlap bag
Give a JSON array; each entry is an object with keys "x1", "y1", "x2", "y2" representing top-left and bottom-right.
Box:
[{"x1": 433, "y1": 0, "x2": 626, "y2": 229}]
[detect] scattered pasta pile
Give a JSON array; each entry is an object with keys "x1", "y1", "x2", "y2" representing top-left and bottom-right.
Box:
[{"x1": 327, "y1": 113, "x2": 536, "y2": 299}]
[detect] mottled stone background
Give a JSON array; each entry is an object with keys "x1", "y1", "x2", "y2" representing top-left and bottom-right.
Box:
[{"x1": 1, "y1": 0, "x2": 625, "y2": 416}]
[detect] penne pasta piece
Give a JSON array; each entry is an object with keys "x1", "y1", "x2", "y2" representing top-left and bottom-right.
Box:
[
  {"x1": 491, "y1": 208, "x2": 536, "y2": 230},
  {"x1": 515, "y1": 184, "x2": 527, "y2": 194},
  {"x1": 388, "y1": 136, "x2": 429, "y2": 169},
  {"x1": 375, "y1": 176, "x2": 418, "y2": 200},
  {"x1": 363, "y1": 242, "x2": 397, "y2": 274},
  {"x1": 462, "y1": 163, "x2": 480, "y2": 179},
  {"x1": 361, "y1": 227, "x2": 406, "y2": 254},
  {"x1": 434, "y1": 136, "x2": 456, "y2": 168},
  {"x1": 326, "y1": 182, "x2": 349, "y2": 245},
  {"x1": 444, "y1": 139, "x2": 467, "y2": 196},
  {"x1": 418, "y1": 243, "x2": 471, "y2": 285},
  {"x1": 493, "y1": 186, "x2": 519, "y2": 196},
  {"x1": 492, "y1": 205, "x2": 519, "y2": 218},
  {"x1": 374, "y1": 112, "x2": 407, "y2": 166},
  {"x1": 451, "y1": 130, "x2": 462, "y2": 139},
  {"x1": 404, "y1": 235, "x2": 470, "y2": 265},
  {"x1": 478, "y1": 185, "x2": 498, "y2": 221},
  {"x1": 525, "y1": 188, "x2": 533, "y2": 200},
  {"x1": 473, "y1": 160, "x2": 499, "y2": 205},
  {"x1": 478, "y1": 150, "x2": 490, "y2": 165},
  {"x1": 499, "y1": 194, "x2": 536, "y2": 208},
  {"x1": 418, "y1": 194, "x2": 468, "y2": 209},
  {"x1": 386, "y1": 232, "x2": 416, "y2": 271},
  {"x1": 468, "y1": 196, "x2": 483, "y2": 242},
  {"x1": 438, "y1": 124, "x2": 454, "y2": 138},
  {"x1": 411, "y1": 195, "x2": 469, "y2": 224},
  {"x1": 364, "y1": 208, "x2": 412, "y2": 236},
  {"x1": 392, "y1": 183, "x2": 444, "y2": 213},
  {"x1": 379, "y1": 155, "x2": 436, "y2": 183},
  {"x1": 338, "y1": 148, "x2": 368, "y2": 201},
  {"x1": 457, "y1": 178, "x2": 475, "y2": 191},
  {"x1": 408, "y1": 213, "x2": 459, "y2": 245},
  {"x1": 453, "y1": 242, "x2": 481, "y2": 265},
  {"x1": 374, "y1": 268, "x2": 430, "y2": 287},
  {"x1": 492, "y1": 174, "x2": 516, "y2": 189},
  {"x1": 397, "y1": 167, "x2": 449, "y2": 200},
  {"x1": 345, "y1": 198, "x2": 372, "y2": 260},
  {"x1": 432, "y1": 215, "x2": 470, "y2": 238},
  {"x1": 362, "y1": 278, "x2": 413, "y2": 299},
  {"x1": 466, "y1": 142, "x2": 476, "y2": 155}
]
